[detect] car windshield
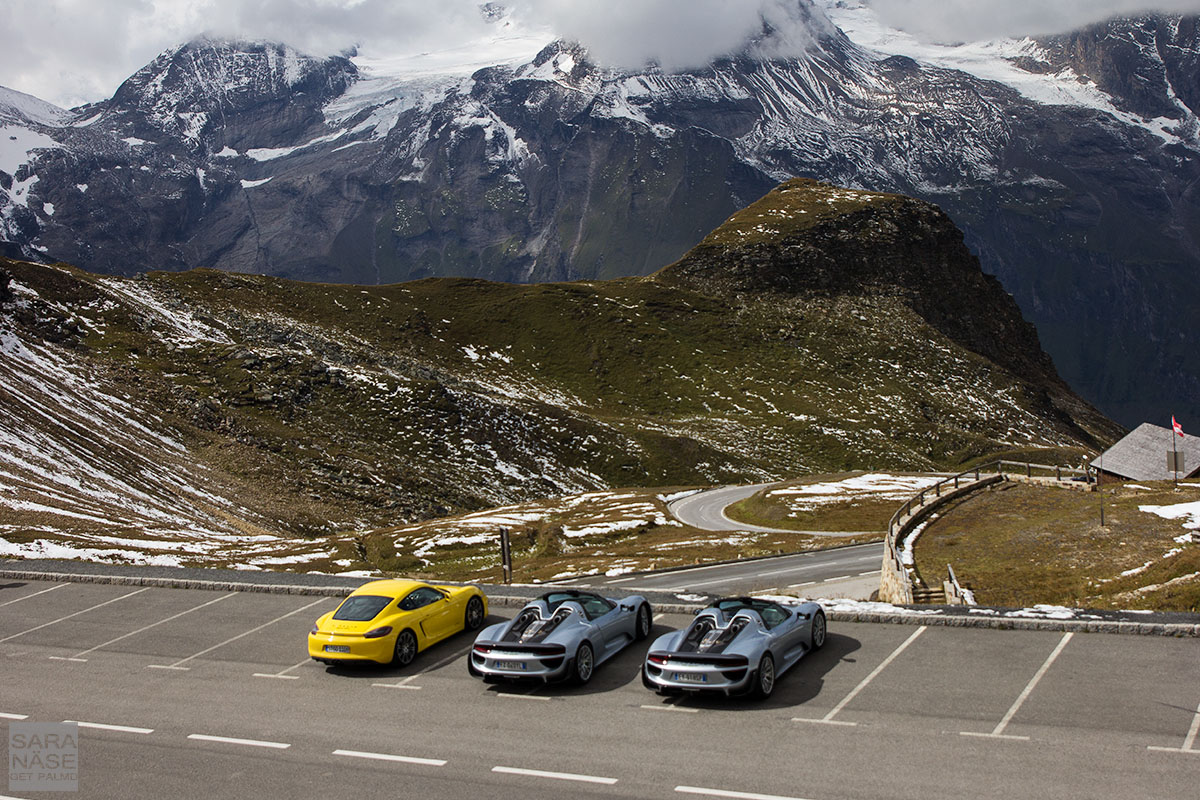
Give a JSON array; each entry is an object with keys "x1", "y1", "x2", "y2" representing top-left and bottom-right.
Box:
[
  {"x1": 714, "y1": 598, "x2": 787, "y2": 628},
  {"x1": 333, "y1": 595, "x2": 392, "y2": 621},
  {"x1": 542, "y1": 592, "x2": 612, "y2": 620}
]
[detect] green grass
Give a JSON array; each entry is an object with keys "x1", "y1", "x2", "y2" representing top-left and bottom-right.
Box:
[
  {"x1": 914, "y1": 481, "x2": 1200, "y2": 611},
  {"x1": 694, "y1": 178, "x2": 906, "y2": 248},
  {"x1": 0, "y1": 176, "x2": 1119, "y2": 579},
  {"x1": 359, "y1": 485, "x2": 884, "y2": 584},
  {"x1": 724, "y1": 472, "x2": 895, "y2": 532}
]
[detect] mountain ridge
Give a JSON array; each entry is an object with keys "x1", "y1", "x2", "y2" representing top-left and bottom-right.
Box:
[
  {"x1": 1, "y1": 4, "x2": 1197, "y2": 428},
  {"x1": 0, "y1": 178, "x2": 1118, "y2": 570}
]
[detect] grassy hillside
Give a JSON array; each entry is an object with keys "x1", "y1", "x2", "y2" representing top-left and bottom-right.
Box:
[
  {"x1": 0, "y1": 180, "x2": 1119, "y2": 574},
  {"x1": 914, "y1": 481, "x2": 1200, "y2": 612}
]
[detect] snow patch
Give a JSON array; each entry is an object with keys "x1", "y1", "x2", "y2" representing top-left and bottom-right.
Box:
[
  {"x1": 1140, "y1": 500, "x2": 1200, "y2": 531},
  {"x1": 0, "y1": 126, "x2": 60, "y2": 175}
]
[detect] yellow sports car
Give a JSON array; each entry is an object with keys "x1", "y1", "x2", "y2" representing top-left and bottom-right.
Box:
[{"x1": 309, "y1": 579, "x2": 488, "y2": 666}]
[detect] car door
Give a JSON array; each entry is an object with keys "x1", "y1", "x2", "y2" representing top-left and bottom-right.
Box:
[
  {"x1": 582, "y1": 595, "x2": 626, "y2": 659},
  {"x1": 761, "y1": 604, "x2": 805, "y2": 664},
  {"x1": 401, "y1": 587, "x2": 456, "y2": 644}
]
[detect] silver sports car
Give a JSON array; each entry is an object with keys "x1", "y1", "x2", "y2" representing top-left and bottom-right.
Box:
[
  {"x1": 642, "y1": 596, "x2": 826, "y2": 698},
  {"x1": 469, "y1": 590, "x2": 652, "y2": 685}
]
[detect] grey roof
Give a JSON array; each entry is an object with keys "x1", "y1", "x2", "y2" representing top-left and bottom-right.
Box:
[{"x1": 1091, "y1": 422, "x2": 1200, "y2": 481}]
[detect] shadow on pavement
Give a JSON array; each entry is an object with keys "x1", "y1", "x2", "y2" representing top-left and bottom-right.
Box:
[
  {"x1": 320, "y1": 613, "x2": 504, "y2": 680},
  {"x1": 639, "y1": 631, "x2": 863, "y2": 712},
  {"x1": 491, "y1": 622, "x2": 674, "y2": 698}
]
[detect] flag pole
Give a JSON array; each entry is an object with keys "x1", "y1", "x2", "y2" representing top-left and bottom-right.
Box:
[{"x1": 1172, "y1": 418, "x2": 1179, "y2": 489}]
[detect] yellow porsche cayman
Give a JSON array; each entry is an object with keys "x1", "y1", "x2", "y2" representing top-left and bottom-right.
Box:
[{"x1": 309, "y1": 579, "x2": 487, "y2": 666}]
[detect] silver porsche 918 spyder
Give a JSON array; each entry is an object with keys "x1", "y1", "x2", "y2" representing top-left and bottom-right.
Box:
[
  {"x1": 642, "y1": 596, "x2": 826, "y2": 698},
  {"x1": 469, "y1": 590, "x2": 652, "y2": 685}
]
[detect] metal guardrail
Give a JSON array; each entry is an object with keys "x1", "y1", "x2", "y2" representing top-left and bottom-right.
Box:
[
  {"x1": 944, "y1": 563, "x2": 975, "y2": 606},
  {"x1": 886, "y1": 460, "x2": 1091, "y2": 540},
  {"x1": 881, "y1": 460, "x2": 1091, "y2": 604}
]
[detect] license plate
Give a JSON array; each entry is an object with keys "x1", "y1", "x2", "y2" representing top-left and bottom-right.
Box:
[
  {"x1": 324, "y1": 645, "x2": 350, "y2": 653},
  {"x1": 673, "y1": 672, "x2": 707, "y2": 684},
  {"x1": 495, "y1": 660, "x2": 527, "y2": 671}
]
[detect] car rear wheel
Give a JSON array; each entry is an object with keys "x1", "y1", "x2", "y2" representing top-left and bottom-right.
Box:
[
  {"x1": 810, "y1": 610, "x2": 827, "y2": 651},
  {"x1": 392, "y1": 629, "x2": 417, "y2": 667},
  {"x1": 465, "y1": 596, "x2": 485, "y2": 631},
  {"x1": 634, "y1": 604, "x2": 651, "y2": 641},
  {"x1": 572, "y1": 642, "x2": 595, "y2": 685},
  {"x1": 752, "y1": 653, "x2": 776, "y2": 699}
]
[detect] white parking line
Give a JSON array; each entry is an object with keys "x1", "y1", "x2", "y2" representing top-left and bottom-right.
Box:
[
  {"x1": 495, "y1": 692, "x2": 550, "y2": 702},
  {"x1": 69, "y1": 591, "x2": 238, "y2": 661},
  {"x1": 333, "y1": 749, "x2": 446, "y2": 766},
  {"x1": 254, "y1": 658, "x2": 310, "y2": 680},
  {"x1": 960, "y1": 632, "x2": 1073, "y2": 741},
  {"x1": 147, "y1": 597, "x2": 328, "y2": 671},
  {"x1": 676, "y1": 785, "x2": 814, "y2": 800},
  {"x1": 794, "y1": 626, "x2": 927, "y2": 726},
  {"x1": 0, "y1": 583, "x2": 69, "y2": 608},
  {"x1": 374, "y1": 642, "x2": 471, "y2": 689},
  {"x1": 373, "y1": 675, "x2": 422, "y2": 690},
  {"x1": 607, "y1": 576, "x2": 637, "y2": 584},
  {"x1": 65, "y1": 720, "x2": 153, "y2": 735},
  {"x1": 0, "y1": 588, "x2": 150, "y2": 643},
  {"x1": 492, "y1": 766, "x2": 617, "y2": 785},
  {"x1": 0, "y1": 713, "x2": 28, "y2": 720},
  {"x1": 641, "y1": 704, "x2": 699, "y2": 714},
  {"x1": 187, "y1": 733, "x2": 290, "y2": 750},
  {"x1": 1148, "y1": 701, "x2": 1200, "y2": 754}
]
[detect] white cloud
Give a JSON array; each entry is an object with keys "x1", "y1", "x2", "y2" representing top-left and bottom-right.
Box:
[
  {"x1": 2, "y1": 0, "x2": 1200, "y2": 109},
  {"x1": 507, "y1": 1, "x2": 829, "y2": 72},
  {"x1": 0, "y1": 0, "x2": 497, "y2": 108},
  {"x1": 869, "y1": 0, "x2": 1200, "y2": 44}
]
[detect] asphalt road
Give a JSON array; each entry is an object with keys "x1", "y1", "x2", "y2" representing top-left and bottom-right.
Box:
[
  {"x1": 559, "y1": 542, "x2": 885, "y2": 597},
  {"x1": 668, "y1": 484, "x2": 878, "y2": 537},
  {"x1": 1, "y1": 578, "x2": 1198, "y2": 799},
  {"x1": 557, "y1": 484, "x2": 887, "y2": 598}
]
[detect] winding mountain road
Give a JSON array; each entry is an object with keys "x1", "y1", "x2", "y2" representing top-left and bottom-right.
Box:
[
  {"x1": 560, "y1": 484, "x2": 886, "y2": 598},
  {"x1": 667, "y1": 483, "x2": 880, "y2": 536}
]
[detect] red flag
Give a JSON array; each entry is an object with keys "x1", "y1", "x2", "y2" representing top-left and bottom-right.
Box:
[{"x1": 1173, "y1": 416, "x2": 1184, "y2": 437}]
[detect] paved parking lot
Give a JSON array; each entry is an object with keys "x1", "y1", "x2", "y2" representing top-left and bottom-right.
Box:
[{"x1": 1, "y1": 578, "x2": 1198, "y2": 799}]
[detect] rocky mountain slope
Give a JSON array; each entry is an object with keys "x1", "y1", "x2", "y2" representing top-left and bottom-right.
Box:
[
  {"x1": 0, "y1": 179, "x2": 1118, "y2": 571},
  {"x1": 1, "y1": 2, "x2": 1195, "y2": 428}
]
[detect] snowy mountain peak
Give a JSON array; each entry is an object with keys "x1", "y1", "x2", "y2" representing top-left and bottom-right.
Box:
[
  {"x1": 99, "y1": 38, "x2": 358, "y2": 148},
  {"x1": 0, "y1": 86, "x2": 71, "y2": 128}
]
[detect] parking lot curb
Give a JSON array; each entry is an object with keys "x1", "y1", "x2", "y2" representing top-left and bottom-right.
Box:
[
  {"x1": 2, "y1": 566, "x2": 1196, "y2": 636},
  {"x1": 821, "y1": 609, "x2": 1200, "y2": 637},
  {"x1": 0, "y1": 569, "x2": 358, "y2": 597}
]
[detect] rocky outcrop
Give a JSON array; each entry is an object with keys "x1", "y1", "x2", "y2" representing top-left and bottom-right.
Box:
[
  {"x1": 659, "y1": 180, "x2": 1053, "y2": 382},
  {"x1": 95, "y1": 39, "x2": 359, "y2": 154},
  {"x1": 1, "y1": 12, "x2": 1199, "y2": 427}
]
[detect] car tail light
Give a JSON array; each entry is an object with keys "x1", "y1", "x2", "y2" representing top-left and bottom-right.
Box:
[
  {"x1": 474, "y1": 644, "x2": 493, "y2": 654},
  {"x1": 363, "y1": 626, "x2": 393, "y2": 639},
  {"x1": 310, "y1": 624, "x2": 319, "y2": 635},
  {"x1": 648, "y1": 654, "x2": 669, "y2": 665}
]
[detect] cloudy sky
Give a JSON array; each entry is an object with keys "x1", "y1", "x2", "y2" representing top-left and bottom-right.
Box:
[{"x1": 3, "y1": 0, "x2": 1200, "y2": 109}]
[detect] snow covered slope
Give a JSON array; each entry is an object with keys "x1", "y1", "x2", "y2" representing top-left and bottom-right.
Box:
[
  {"x1": 0, "y1": 3, "x2": 1197, "y2": 428},
  {"x1": 0, "y1": 178, "x2": 1118, "y2": 569}
]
